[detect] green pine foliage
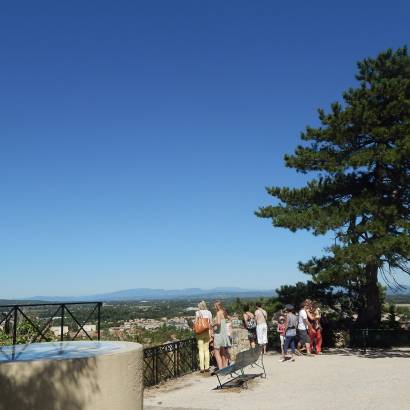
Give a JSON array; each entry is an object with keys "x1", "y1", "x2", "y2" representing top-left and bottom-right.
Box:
[
  {"x1": 257, "y1": 47, "x2": 410, "y2": 327},
  {"x1": 0, "y1": 320, "x2": 53, "y2": 346}
]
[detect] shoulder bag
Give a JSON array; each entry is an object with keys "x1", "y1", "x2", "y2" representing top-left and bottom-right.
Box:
[{"x1": 194, "y1": 311, "x2": 210, "y2": 335}]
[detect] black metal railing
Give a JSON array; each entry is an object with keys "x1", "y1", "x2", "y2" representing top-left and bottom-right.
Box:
[
  {"x1": 143, "y1": 338, "x2": 198, "y2": 386},
  {"x1": 350, "y1": 328, "x2": 410, "y2": 351},
  {"x1": 0, "y1": 302, "x2": 102, "y2": 345}
]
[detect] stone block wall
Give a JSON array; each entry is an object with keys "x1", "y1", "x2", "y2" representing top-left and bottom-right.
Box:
[{"x1": 230, "y1": 327, "x2": 250, "y2": 360}]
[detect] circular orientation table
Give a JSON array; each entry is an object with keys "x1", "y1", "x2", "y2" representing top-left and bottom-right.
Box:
[{"x1": 0, "y1": 341, "x2": 143, "y2": 410}]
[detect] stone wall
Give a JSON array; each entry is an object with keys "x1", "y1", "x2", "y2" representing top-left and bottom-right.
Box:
[{"x1": 230, "y1": 327, "x2": 250, "y2": 360}]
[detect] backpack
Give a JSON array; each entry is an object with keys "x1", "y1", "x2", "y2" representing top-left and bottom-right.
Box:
[{"x1": 246, "y1": 314, "x2": 257, "y2": 330}]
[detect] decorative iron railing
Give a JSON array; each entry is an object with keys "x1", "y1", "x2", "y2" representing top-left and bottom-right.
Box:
[
  {"x1": 0, "y1": 302, "x2": 102, "y2": 345},
  {"x1": 350, "y1": 328, "x2": 410, "y2": 351},
  {"x1": 143, "y1": 338, "x2": 198, "y2": 386}
]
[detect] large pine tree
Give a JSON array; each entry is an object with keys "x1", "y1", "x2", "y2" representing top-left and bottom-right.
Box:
[{"x1": 257, "y1": 47, "x2": 410, "y2": 327}]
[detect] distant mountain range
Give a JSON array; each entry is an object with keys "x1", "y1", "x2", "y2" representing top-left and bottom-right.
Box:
[
  {"x1": 4, "y1": 284, "x2": 408, "y2": 305},
  {"x1": 386, "y1": 285, "x2": 410, "y2": 295},
  {"x1": 27, "y1": 287, "x2": 275, "y2": 302}
]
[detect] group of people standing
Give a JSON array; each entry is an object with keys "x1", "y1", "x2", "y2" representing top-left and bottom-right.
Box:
[
  {"x1": 193, "y1": 298, "x2": 322, "y2": 373},
  {"x1": 193, "y1": 301, "x2": 269, "y2": 373},
  {"x1": 277, "y1": 299, "x2": 322, "y2": 362}
]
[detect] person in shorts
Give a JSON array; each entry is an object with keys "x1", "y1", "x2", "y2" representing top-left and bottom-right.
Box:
[
  {"x1": 297, "y1": 300, "x2": 312, "y2": 355},
  {"x1": 255, "y1": 302, "x2": 268, "y2": 353}
]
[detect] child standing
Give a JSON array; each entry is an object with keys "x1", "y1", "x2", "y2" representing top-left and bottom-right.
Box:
[{"x1": 277, "y1": 315, "x2": 286, "y2": 356}]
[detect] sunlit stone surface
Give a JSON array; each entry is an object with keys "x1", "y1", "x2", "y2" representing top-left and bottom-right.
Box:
[{"x1": 0, "y1": 341, "x2": 143, "y2": 410}]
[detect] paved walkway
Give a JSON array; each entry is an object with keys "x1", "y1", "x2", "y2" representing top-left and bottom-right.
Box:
[{"x1": 144, "y1": 348, "x2": 410, "y2": 410}]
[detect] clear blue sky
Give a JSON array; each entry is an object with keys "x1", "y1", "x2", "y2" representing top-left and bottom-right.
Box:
[{"x1": 1, "y1": 1, "x2": 410, "y2": 298}]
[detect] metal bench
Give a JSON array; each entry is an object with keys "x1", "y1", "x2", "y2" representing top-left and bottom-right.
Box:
[{"x1": 214, "y1": 346, "x2": 266, "y2": 389}]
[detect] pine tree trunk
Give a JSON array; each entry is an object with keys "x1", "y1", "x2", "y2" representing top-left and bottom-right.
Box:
[{"x1": 357, "y1": 264, "x2": 381, "y2": 327}]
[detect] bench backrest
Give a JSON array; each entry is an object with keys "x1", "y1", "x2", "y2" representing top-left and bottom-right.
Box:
[
  {"x1": 215, "y1": 346, "x2": 262, "y2": 376},
  {"x1": 234, "y1": 346, "x2": 261, "y2": 368}
]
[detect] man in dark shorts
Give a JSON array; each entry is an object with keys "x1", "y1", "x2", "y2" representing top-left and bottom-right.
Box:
[{"x1": 297, "y1": 300, "x2": 312, "y2": 355}]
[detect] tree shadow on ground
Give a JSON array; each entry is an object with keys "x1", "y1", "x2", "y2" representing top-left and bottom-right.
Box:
[
  {"x1": 325, "y1": 348, "x2": 410, "y2": 359},
  {"x1": 0, "y1": 357, "x2": 99, "y2": 410}
]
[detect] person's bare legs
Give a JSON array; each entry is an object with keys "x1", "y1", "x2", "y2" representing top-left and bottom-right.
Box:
[
  {"x1": 220, "y1": 347, "x2": 228, "y2": 368},
  {"x1": 280, "y1": 335, "x2": 284, "y2": 356},
  {"x1": 214, "y1": 347, "x2": 223, "y2": 369},
  {"x1": 224, "y1": 347, "x2": 231, "y2": 365}
]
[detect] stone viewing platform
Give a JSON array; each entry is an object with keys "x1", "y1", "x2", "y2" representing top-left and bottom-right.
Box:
[
  {"x1": 144, "y1": 348, "x2": 410, "y2": 410},
  {"x1": 0, "y1": 341, "x2": 144, "y2": 410}
]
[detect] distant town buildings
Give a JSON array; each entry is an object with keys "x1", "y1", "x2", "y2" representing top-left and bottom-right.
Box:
[
  {"x1": 49, "y1": 324, "x2": 97, "y2": 338},
  {"x1": 108, "y1": 316, "x2": 192, "y2": 335},
  {"x1": 50, "y1": 326, "x2": 69, "y2": 337},
  {"x1": 83, "y1": 324, "x2": 97, "y2": 333}
]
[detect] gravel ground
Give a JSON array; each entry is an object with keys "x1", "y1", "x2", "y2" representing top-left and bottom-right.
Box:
[{"x1": 144, "y1": 348, "x2": 410, "y2": 410}]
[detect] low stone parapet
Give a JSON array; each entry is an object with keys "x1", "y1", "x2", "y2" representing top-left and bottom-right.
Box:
[{"x1": 230, "y1": 328, "x2": 250, "y2": 359}]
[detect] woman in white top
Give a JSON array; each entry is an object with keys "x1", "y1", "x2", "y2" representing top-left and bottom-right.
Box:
[
  {"x1": 195, "y1": 301, "x2": 212, "y2": 372},
  {"x1": 255, "y1": 302, "x2": 268, "y2": 353}
]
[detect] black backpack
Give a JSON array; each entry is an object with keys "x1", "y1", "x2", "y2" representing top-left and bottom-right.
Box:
[{"x1": 246, "y1": 314, "x2": 257, "y2": 330}]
